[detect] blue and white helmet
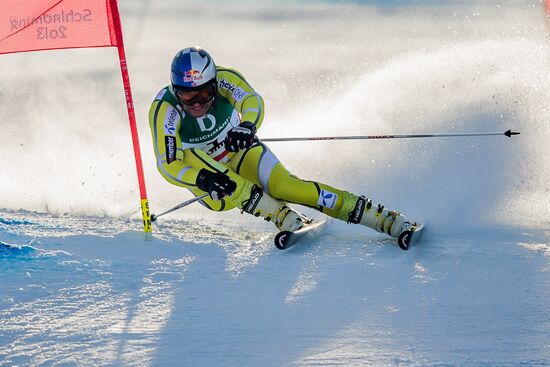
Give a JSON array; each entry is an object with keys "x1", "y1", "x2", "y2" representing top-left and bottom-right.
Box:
[{"x1": 170, "y1": 47, "x2": 217, "y2": 91}]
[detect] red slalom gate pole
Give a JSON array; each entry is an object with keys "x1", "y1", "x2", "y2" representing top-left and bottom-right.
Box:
[{"x1": 109, "y1": 0, "x2": 151, "y2": 232}]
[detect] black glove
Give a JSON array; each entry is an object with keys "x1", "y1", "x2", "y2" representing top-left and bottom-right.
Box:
[
  {"x1": 224, "y1": 121, "x2": 258, "y2": 152},
  {"x1": 196, "y1": 169, "x2": 237, "y2": 200}
]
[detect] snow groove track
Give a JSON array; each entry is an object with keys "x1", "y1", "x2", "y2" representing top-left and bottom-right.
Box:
[{"x1": 1, "y1": 215, "x2": 550, "y2": 366}]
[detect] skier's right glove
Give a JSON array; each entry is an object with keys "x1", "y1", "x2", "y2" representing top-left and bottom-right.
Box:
[
  {"x1": 224, "y1": 121, "x2": 258, "y2": 152},
  {"x1": 196, "y1": 168, "x2": 237, "y2": 201}
]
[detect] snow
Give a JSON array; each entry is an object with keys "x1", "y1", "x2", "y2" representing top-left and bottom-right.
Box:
[
  {"x1": 1, "y1": 1, "x2": 550, "y2": 366},
  {"x1": 1, "y1": 217, "x2": 549, "y2": 366}
]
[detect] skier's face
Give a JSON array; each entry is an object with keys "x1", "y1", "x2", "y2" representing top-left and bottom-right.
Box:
[{"x1": 176, "y1": 86, "x2": 215, "y2": 118}]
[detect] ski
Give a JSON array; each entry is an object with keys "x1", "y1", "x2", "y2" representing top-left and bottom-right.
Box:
[
  {"x1": 274, "y1": 219, "x2": 327, "y2": 250},
  {"x1": 397, "y1": 223, "x2": 425, "y2": 250}
]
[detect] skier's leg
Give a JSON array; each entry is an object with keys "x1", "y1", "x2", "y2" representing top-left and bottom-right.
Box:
[
  {"x1": 228, "y1": 143, "x2": 411, "y2": 238},
  {"x1": 184, "y1": 147, "x2": 306, "y2": 231},
  {"x1": 238, "y1": 183, "x2": 309, "y2": 232},
  {"x1": 227, "y1": 143, "x2": 334, "y2": 208}
]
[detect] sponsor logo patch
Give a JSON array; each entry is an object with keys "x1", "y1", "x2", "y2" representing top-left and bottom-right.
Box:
[
  {"x1": 196, "y1": 114, "x2": 216, "y2": 132},
  {"x1": 219, "y1": 78, "x2": 248, "y2": 101},
  {"x1": 349, "y1": 197, "x2": 366, "y2": 224},
  {"x1": 348, "y1": 196, "x2": 373, "y2": 224},
  {"x1": 164, "y1": 107, "x2": 178, "y2": 135},
  {"x1": 244, "y1": 186, "x2": 263, "y2": 214},
  {"x1": 207, "y1": 138, "x2": 224, "y2": 155},
  {"x1": 184, "y1": 69, "x2": 203, "y2": 83},
  {"x1": 317, "y1": 190, "x2": 338, "y2": 209},
  {"x1": 165, "y1": 136, "x2": 176, "y2": 164}
]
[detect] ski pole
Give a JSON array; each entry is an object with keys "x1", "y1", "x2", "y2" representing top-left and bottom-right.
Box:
[
  {"x1": 261, "y1": 129, "x2": 520, "y2": 142},
  {"x1": 151, "y1": 194, "x2": 209, "y2": 222}
]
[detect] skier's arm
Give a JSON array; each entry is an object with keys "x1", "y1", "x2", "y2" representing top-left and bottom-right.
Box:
[
  {"x1": 216, "y1": 67, "x2": 265, "y2": 130},
  {"x1": 148, "y1": 100, "x2": 200, "y2": 188},
  {"x1": 149, "y1": 99, "x2": 238, "y2": 190}
]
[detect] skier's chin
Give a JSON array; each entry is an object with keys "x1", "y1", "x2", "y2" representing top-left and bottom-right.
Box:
[{"x1": 185, "y1": 103, "x2": 212, "y2": 118}]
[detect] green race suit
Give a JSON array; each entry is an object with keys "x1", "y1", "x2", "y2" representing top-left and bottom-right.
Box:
[{"x1": 149, "y1": 66, "x2": 362, "y2": 222}]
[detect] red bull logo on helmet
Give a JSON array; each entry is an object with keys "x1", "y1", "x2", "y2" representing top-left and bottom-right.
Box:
[{"x1": 184, "y1": 69, "x2": 203, "y2": 84}]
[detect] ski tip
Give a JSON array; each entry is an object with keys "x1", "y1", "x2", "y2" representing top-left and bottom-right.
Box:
[
  {"x1": 397, "y1": 223, "x2": 425, "y2": 251},
  {"x1": 274, "y1": 231, "x2": 291, "y2": 250},
  {"x1": 397, "y1": 231, "x2": 411, "y2": 251},
  {"x1": 274, "y1": 219, "x2": 328, "y2": 250}
]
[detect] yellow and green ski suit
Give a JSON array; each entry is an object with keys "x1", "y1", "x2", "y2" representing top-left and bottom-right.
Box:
[{"x1": 149, "y1": 66, "x2": 401, "y2": 234}]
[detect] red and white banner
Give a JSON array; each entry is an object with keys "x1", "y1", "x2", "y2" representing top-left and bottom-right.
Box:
[
  {"x1": 0, "y1": 0, "x2": 118, "y2": 54},
  {"x1": 0, "y1": 0, "x2": 151, "y2": 232}
]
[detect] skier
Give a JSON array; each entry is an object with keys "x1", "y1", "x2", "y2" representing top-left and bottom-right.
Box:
[{"x1": 148, "y1": 46, "x2": 416, "y2": 240}]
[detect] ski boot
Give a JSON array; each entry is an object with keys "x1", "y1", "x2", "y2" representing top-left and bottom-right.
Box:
[
  {"x1": 346, "y1": 195, "x2": 413, "y2": 238},
  {"x1": 346, "y1": 195, "x2": 423, "y2": 249},
  {"x1": 241, "y1": 185, "x2": 310, "y2": 232}
]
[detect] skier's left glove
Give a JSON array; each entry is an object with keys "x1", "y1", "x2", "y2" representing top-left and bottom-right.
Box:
[
  {"x1": 224, "y1": 121, "x2": 258, "y2": 152},
  {"x1": 196, "y1": 169, "x2": 237, "y2": 201}
]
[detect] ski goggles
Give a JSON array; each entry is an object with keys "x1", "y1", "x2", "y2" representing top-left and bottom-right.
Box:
[{"x1": 175, "y1": 85, "x2": 216, "y2": 106}]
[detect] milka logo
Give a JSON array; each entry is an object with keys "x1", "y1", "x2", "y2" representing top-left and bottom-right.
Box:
[
  {"x1": 197, "y1": 114, "x2": 216, "y2": 132},
  {"x1": 219, "y1": 78, "x2": 248, "y2": 101},
  {"x1": 317, "y1": 190, "x2": 338, "y2": 209},
  {"x1": 164, "y1": 107, "x2": 178, "y2": 135}
]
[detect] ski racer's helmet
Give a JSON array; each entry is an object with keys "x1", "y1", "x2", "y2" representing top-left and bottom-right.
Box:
[{"x1": 170, "y1": 47, "x2": 217, "y2": 98}]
